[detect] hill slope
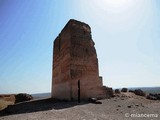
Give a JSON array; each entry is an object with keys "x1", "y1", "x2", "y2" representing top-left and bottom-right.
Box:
[{"x1": 0, "y1": 92, "x2": 159, "y2": 120}]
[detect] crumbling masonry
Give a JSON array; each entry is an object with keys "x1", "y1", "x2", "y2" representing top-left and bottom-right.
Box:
[{"x1": 52, "y1": 19, "x2": 106, "y2": 100}]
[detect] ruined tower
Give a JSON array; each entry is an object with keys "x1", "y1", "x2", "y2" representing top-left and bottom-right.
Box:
[{"x1": 52, "y1": 19, "x2": 106, "y2": 100}]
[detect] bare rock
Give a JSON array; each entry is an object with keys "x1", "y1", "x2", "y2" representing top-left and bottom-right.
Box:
[
  {"x1": 146, "y1": 93, "x2": 160, "y2": 100},
  {"x1": 150, "y1": 93, "x2": 160, "y2": 100},
  {"x1": 135, "y1": 104, "x2": 139, "y2": 107},
  {"x1": 115, "y1": 89, "x2": 120, "y2": 94},
  {"x1": 103, "y1": 86, "x2": 114, "y2": 98},
  {"x1": 146, "y1": 95, "x2": 157, "y2": 100},
  {"x1": 155, "y1": 94, "x2": 160, "y2": 100},
  {"x1": 88, "y1": 98, "x2": 102, "y2": 104},
  {"x1": 134, "y1": 89, "x2": 146, "y2": 96},
  {"x1": 127, "y1": 105, "x2": 132, "y2": 108},
  {"x1": 128, "y1": 90, "x2": 134, "y2": 93},
  {"x1": 15, "y1": 93, "x2": 33, "y2": 103},
  {"x1": 117, "y1": 105, "x2": 121, "y2": 107},
  {"x1": 121, "y1": 88, "x2": 128, "y2": 92}
]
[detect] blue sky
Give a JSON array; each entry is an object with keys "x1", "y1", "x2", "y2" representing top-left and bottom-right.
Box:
[{"x1": 0, "y1": 0, "x2": 160, "y2": 94}]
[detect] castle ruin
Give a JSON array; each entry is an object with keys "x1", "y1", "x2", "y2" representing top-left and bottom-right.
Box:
[{"x1": 51, "y1": 19, "x2": 106, "y2": 100}]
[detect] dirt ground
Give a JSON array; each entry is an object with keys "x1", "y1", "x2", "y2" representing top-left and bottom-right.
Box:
[{"x1": 0, "y1": 92, "x2": 159, "y2": 120}]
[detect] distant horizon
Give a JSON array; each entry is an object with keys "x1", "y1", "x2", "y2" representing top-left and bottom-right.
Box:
[{"x1": 0, "y1": 86, "x2": 160, "y2": 95}]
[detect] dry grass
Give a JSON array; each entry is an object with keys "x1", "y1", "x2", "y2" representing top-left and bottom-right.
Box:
[{"x1": 0, "y1": 95, "x2": 15, "y2": 111}]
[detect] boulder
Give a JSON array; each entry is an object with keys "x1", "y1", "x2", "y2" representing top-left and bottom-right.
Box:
[
  {"x1": 121, "y1": 88, "x2": 128, "y2": 92},
  {"x1": 146, "y1": 94, "x2": 157, "y2": 100},
  {"x1": 155, "y1": 94, "x2": 160, "y2": 100},
  {"x1": 128, "y1": 90, "x2": 134, "y2": 93},
  {"x1": 152, "y1": 93, "x2": 160, "y2": 100},
  {"x1": 88, "y1": 98, "x2": 102, "y2": 104},
  {"x1": 134, "y1": 89, "x2": 146, "y2": 96},
  {"x1": 146, "y1": 93, "x2": 160, "y2": 100},
  {"x1": 103, "y1": 86, "x2": 114, "y2": 98},
  {"x1": 15, "y1": 93, "x2": 33, "y2": 103},
  {"x1": 127, "y1": 105, "x2": 132, "y2": 108},
  {"x1": 115, "y1": 89, "x2": 120, "y2": 94}
]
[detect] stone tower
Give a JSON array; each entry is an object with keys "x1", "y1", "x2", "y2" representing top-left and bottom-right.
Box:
[{"x1": 52, "y1": 19, "x2": 106, "y2": 100}]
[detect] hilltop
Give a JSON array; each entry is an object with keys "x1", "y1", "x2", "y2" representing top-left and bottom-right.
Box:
[{"x1": 0, "y1": 92, "x2": 159, "y2": 120}]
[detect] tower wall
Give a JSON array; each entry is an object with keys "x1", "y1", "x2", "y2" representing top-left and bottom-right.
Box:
[{"x1": 52, "y1": 19, "x2": 106, "y2": 100}]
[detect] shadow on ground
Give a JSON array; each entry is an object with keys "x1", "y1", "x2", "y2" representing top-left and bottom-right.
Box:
[{"x1": 0, "y1": 98, "x2": 88, "y2": 116}]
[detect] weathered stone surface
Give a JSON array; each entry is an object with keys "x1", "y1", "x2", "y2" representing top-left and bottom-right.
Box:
[
  {"x1": 121, "y1": 88, "x2": 128, "y2": 92},
  {"x1": 88, "y1": 98, "x2": 102, "y2": 104},
  {"x1": 103, "y1": 86, "x2": 114, "y2": 98},
  {"x1": 134, "y1": 89, "x2": 146, "y2": 96},
  {"x1": 146, "y1": 93, "x2": 160, "y2": 100},
  {"x1": 15, "y1": 93, "x2": 33, "y2": 103},
  {"x1": 154, "y1": 93, "x2": 160, "y2": 100},
  {"x1": 115, "y1": 89, "x2": 120, "y2": 94},
  {"x1": 52, "y1": 19, "x2": 106, "y2": 100},
  {"x1": 128, "y1": 90, "x2": 134, "y2": 93},
  {"x1": 146, "y1": 94, "x2": 157, "y2": 100}
]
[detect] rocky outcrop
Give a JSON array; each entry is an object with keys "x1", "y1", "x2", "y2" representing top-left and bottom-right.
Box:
[
  {"x1": 121, "y1": 88, "x2": 128, "y2": 92},
  {"x1": 154, "y1": 93, "x2": 160, "y2": 100},
  {"x1": 128, "y1": 90, "x2": 134, "y2": 93},
  {"x1": 88, "y1": 98, "x2": 102, "y2": 104},
  {"x1": 134, "y1": 89, "x2": 146, "y2": 96},
  {"x1": 52, "y1": 19, "x2": 106, "y2": 100},
  {"x1": 15, "y1": 93, "x2": 33, "y2": 103},
  {"x1": 146, "y1": 94, "x2": 157, "y2": 100},
  {"x1": 146, "y1": 93, "x2": 160, "y2": 100},
  {"x1": 103, "y1": 86, "x2": 114, "y2": 98},
  {"x1": 115, "y1": 89, "x2": 120, "y2": 94}
]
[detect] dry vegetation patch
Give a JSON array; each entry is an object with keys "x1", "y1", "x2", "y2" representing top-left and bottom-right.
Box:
[{"x1": 0, "y1": 95, "x2": 15, "y2": 111}]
